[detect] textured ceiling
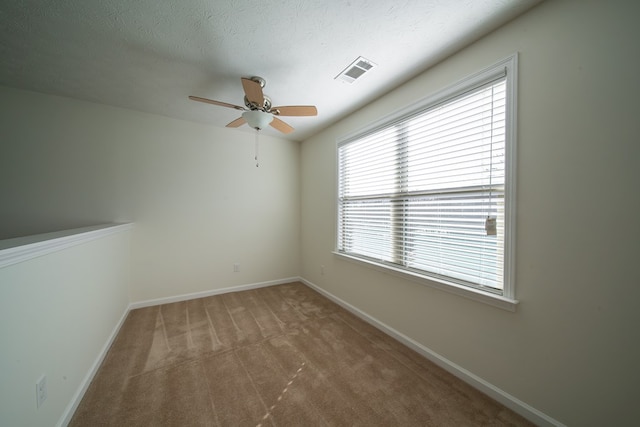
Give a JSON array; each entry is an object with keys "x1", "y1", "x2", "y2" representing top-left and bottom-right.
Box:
[{"x1": 0, "y1": 0, "x2": 542, "y2": 141}]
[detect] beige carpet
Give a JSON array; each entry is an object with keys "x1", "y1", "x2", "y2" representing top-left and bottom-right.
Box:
[{"x1": 70, "y1": 282, "x2": 534, "y2": 426}]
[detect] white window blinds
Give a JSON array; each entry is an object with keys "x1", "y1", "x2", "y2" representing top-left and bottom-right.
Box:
[{"x1": 338, "y1": 75, "x2": 508, "y2": 294}]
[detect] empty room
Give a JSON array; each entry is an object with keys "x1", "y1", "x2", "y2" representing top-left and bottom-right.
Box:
[{"x1": 1, "y1": 0, "x2": 638, "y2": 426}]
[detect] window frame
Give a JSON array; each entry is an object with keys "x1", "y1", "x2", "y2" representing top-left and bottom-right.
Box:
[{"x1": 334, "y1": 54, "x2": 518, "y2": 311}]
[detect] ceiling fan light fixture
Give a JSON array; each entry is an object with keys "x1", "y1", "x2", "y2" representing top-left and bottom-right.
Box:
[{"x1": 242, "y1": 110, "x2": 273, "y2": 130}]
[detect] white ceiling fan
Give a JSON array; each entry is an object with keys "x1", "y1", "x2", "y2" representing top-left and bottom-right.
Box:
[{"x1": 189, "y1": 76, "x2": 317, "y2": 134}]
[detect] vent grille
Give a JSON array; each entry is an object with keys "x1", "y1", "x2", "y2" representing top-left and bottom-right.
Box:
[{"x1": 336, "y1": 56, "x2": 376, "y2": 83}]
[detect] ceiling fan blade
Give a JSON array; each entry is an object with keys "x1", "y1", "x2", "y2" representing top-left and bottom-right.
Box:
[
  {"x1": 241, "y1": 78, "x2": 265, "y2": 107},
  {"x1": 189, "y1": 96, "x2": 245, "y2": 111},
  {"x1": 226, "y1": 117, "x2": 246, "y2": 128},
  {"x1": 270, "y1": 117, "x2": 294, "y2": 134},
  {"x1": 271, "y1": 105, "x2": 318, "y2": 116}
]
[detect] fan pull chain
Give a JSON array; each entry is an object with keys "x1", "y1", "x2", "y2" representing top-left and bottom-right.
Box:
[{"x1": 255, "y1": 129, "x2": 260, "y2": 167}]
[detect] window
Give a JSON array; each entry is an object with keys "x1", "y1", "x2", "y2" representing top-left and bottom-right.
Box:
[{"x1": 336, "y1": 55, "x2": 517, "y2": 308}]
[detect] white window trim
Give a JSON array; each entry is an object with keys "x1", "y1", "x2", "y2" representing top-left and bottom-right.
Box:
[{"x1": 335, "y1": 53, "x2": 519, "y2": 311}]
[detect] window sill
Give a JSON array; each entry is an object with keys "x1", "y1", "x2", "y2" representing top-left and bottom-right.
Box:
[{"x1": 333, "y1": 251, "x2": 519, "y2": 312}]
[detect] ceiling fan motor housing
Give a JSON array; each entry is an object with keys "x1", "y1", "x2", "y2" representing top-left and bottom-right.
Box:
[{"x1": 244, "y1": 95, "x2": 272, "y2": 111}]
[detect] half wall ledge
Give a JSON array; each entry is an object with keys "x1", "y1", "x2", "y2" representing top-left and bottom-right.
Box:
[{"x1": 0, "y1": 223, "x2": 134, "y2": 269}]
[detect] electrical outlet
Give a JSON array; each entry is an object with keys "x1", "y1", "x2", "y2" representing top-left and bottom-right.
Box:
[
  {"x1": 233, "y1": 263, "x2": 240, "y2": 273},
  {"x1": 36, "y1": 375, "x2": 47, "y2": 408}
]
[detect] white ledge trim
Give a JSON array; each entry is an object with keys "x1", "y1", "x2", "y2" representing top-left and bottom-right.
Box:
[{"x1": 0, "y1": 223, "x2": 134, "y2": 269}]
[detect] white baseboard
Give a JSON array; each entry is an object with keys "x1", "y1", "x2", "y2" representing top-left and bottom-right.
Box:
[
  {"x1": 57, "y1": 303, "x2": 130, "y2": 427},
  {"x1": 299, "y1": 277, "x2": 565, "y2": 427},
  {"x1": 59, "y1": 277, "x2": 301, "y2": 426},
  {"x1": 129, "y1": 277, "x2": 300, "y2": 309}
]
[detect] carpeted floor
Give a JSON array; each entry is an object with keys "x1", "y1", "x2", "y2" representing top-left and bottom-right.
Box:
[{"x1": 70, "y1": 282, "x2": 534, "y2": 426}]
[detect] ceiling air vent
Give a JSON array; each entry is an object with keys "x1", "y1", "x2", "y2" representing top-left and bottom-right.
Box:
[{"x1": 335, "y1": 56, "x2": 376, "y2": 83}]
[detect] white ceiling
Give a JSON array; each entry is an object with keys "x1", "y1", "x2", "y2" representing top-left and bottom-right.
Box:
[{"x1": 0, "y1": 0, "x2": 542, "y2": 141}]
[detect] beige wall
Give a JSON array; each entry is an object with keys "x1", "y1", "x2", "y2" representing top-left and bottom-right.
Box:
[
  {"x1": 300, "y1": 1, "x2": 640, "y2": 425},
  {"x1": 0, "y1": 227, "x2": 131, "y2": 427},
  {"x1": 0, "y1": 87, "x2": 301, "y2": 302}
]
